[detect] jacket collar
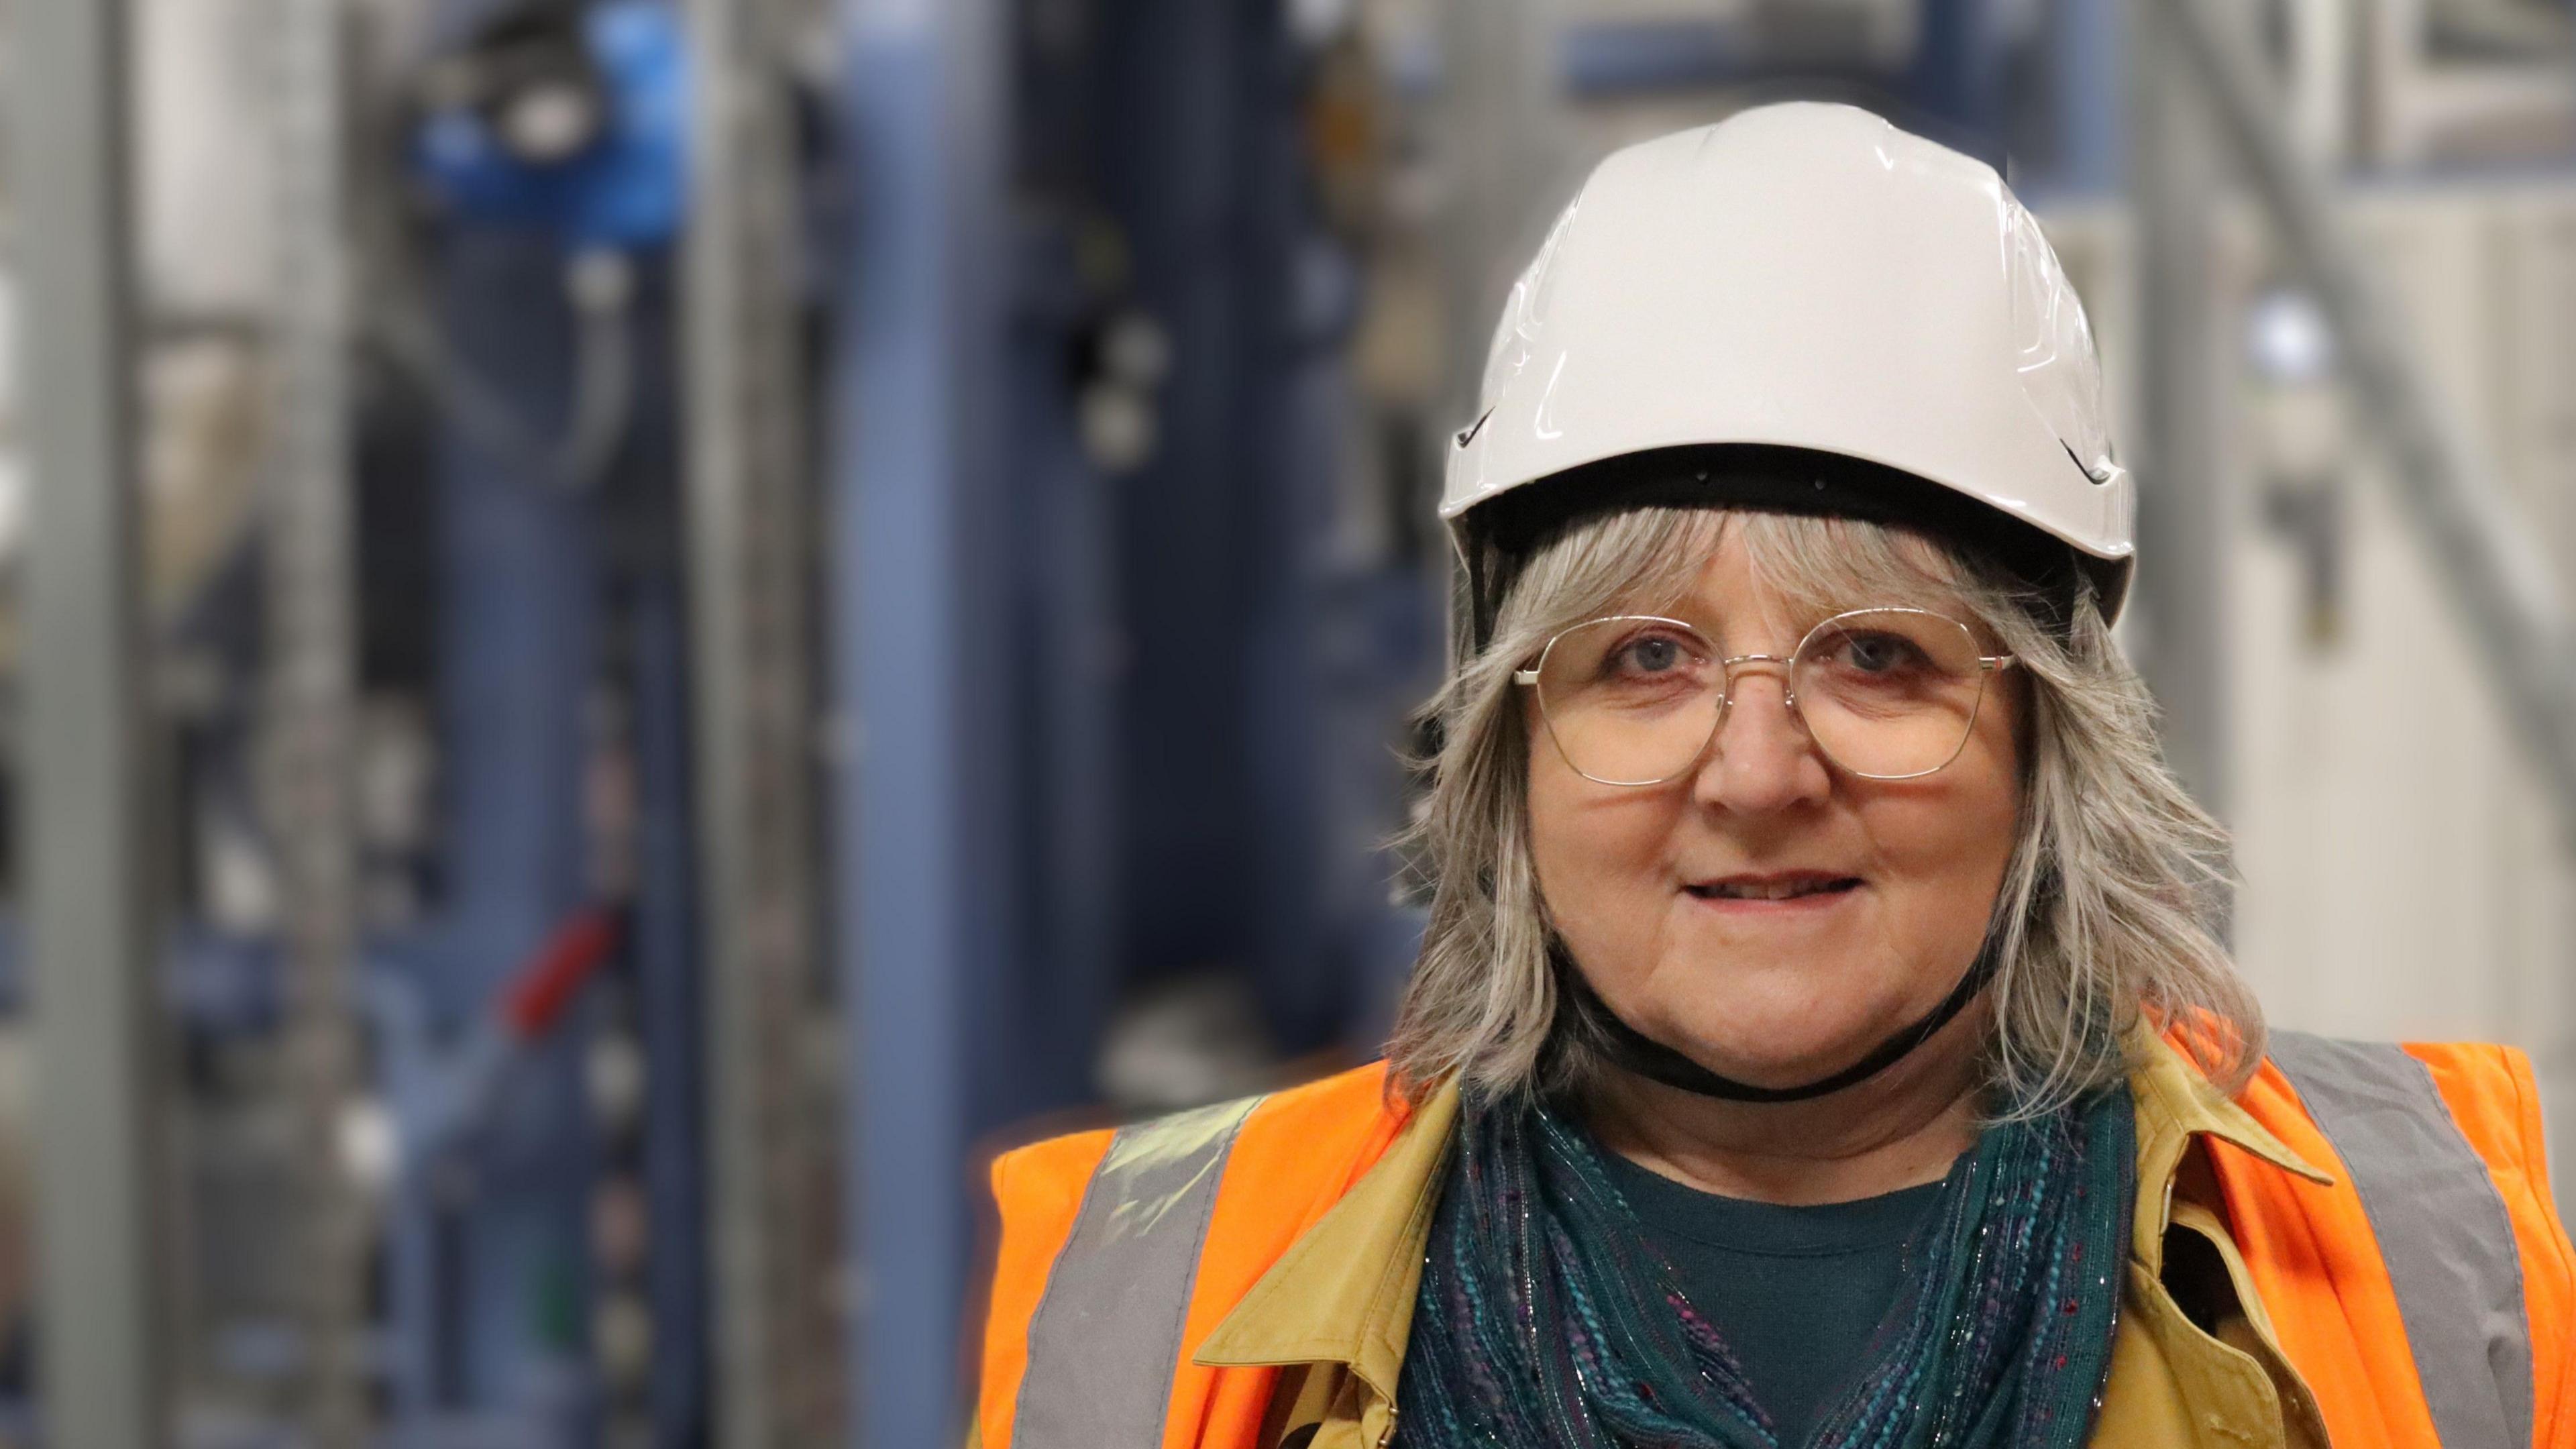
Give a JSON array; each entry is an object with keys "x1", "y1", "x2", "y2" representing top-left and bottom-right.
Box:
[
  {"x1": 1192, "y1": 1073, "x2": 1458, "y2": 1399},
  {"x1": 2124, "y1": 1022, "x2": 2332, "y2": 1273},
  {"x1": 1195, "y1": 1026, "x2": 2329, "y2": 1381}
]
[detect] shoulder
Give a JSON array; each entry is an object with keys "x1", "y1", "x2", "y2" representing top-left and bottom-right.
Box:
[
  {"x1": 988, "y1": 1059, "x2": 1403, "y2": 1220},
  {"x1": 2246, "y1": 1032, "x2": 2575, "y2": 1338},
  {"x1": 977, "y1": 1063, "x2": 1417, "y2": 1448},
  {"x1": 2255, "y1": 1031, "x2": 2560, "y2": 1194},
  {"x1": 2239, "y1": 1032, "x2": 2576, "y2": 1446}
]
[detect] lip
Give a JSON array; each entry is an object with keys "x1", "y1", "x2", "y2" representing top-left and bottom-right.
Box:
[{"x1": 1681, "y1": 871, "x2": 1864, "y2": 911}]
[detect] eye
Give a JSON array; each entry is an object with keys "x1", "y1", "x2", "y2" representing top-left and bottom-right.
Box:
[
  {"x1": 1617, "y1": 635, "x2": 1686, "y2": 674},
  {"x1": 1833, "y1": 631, "x2": 1931, "y2": 675},
  {"x1": 1601, "y1": 628, "x2": 1703, "y2": 680}
]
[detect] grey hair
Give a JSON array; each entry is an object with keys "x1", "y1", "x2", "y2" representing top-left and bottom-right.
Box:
[{"x1": 1388, "y1": 506, "x2": 2263, "y2": 1117}]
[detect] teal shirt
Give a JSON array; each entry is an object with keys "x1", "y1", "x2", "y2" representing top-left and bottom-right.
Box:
[{"x1": 1599, "y1": 1152, "x2": 1945, "y2": 1446}]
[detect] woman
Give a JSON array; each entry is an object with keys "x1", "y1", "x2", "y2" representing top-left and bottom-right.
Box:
[{"x1": 974, "y1": 103, "x2": 2575, "y2": 1449}]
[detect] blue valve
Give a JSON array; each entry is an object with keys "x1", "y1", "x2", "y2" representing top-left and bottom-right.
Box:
[{"x1": 414, "y1": 0, "x2": 688, "y2": 250}]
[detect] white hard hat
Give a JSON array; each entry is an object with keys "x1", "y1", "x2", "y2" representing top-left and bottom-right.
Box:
[{"x1": 1444, "y1": 102, "x2": 2135, "y2": 627}]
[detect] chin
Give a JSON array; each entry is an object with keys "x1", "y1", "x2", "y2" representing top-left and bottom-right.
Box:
[{"x1": 1645, "y1": 1000, "x2": 1898, "y2": 1089}]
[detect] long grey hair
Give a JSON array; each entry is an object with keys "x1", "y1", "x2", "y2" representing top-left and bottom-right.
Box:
[{"x1": 1388, "y1": 506, "x2": 2263, "y2": 1118}]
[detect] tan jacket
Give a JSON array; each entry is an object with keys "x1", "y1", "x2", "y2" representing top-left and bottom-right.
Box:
[
  {"x1": 979, "y1": 1025, "x2": 2573, "y2": 1448},
  {"x1": 1181, "y1": 1032, "x2": 2333, "y2": 1448}
]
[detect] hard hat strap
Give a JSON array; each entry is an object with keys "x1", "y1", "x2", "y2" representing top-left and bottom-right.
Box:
[{"x1": 1559, "y1": 942, "x2": 1998, "y2": 1104}]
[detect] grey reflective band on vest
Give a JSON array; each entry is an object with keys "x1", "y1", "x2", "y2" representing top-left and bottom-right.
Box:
[
  {"x1": 2269, "y1": 1031, "x2": 2533, "y2": 1448},
  {"x1": 1012, "y1": 1093, "x2": 1264, "y2": 1449}
]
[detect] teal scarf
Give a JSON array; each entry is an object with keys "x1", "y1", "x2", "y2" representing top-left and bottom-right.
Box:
[{"x1": 1395, "y1": 1084, "x2": 2135, "y2": 1449}]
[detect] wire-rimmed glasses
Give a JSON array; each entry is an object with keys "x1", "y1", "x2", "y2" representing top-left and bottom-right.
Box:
[{"x1": 1512, "y1": 608, "x2": 2017, "y2": 786}]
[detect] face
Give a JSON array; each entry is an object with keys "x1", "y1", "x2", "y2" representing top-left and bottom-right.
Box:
[{"x1": 1524, "y1": 527, "x2": 2024, "y2": 1090}]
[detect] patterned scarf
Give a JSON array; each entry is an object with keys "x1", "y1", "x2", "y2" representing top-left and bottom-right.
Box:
[{"x1": 1395, "y1": 1084, "x2": 2135, "y2": 1449}]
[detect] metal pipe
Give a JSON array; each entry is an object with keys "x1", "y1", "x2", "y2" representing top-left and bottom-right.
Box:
[
  {"x1": 267, "y1": 0, "x2": 368, "y2": 1437},
  {"x1": 14, "y1": 0, "x2": 169, "y2": 1440}
]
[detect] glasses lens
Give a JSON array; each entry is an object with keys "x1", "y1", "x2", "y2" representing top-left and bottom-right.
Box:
[
  {"x1": 1534, "y1": 617, "x2": 1722, "y2": 784},
  {"x1": 1790, "y1": 610, "x2": 1990, "y2": 777}
]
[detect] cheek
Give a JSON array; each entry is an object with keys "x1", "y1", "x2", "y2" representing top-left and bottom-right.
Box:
[
  {"x1": 1525, "y1": 749, "x2": 1670, "y2": 937},
  {"x1": 1864, "y1": 717, "x2": 2023, "y2": 915}
]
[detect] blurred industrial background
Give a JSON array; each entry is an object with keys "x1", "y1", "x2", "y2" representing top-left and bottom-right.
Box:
[{"x1": 2, "y1": 0, "x2": 2574, "y2": 1444}]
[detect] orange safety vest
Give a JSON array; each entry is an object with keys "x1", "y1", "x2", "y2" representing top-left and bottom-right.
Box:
[{"x1": 976, "y1": 1032, "x2": 2575, "y2": 1449}]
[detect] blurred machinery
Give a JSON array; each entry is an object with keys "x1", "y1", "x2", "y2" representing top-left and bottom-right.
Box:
[
  {"x1": 2038, "y1": 177, "x2": 2576, "y2": 1208},
  {"x1": 7, "y1": 1, "x2": 2576, "y2": 1447},
  {"x1": 2025, "y1": 0, "x2": 2576, "y2": 1197},
  {"x1": 19, "y1": 0, "x2": 1442, "y2": 1442}
]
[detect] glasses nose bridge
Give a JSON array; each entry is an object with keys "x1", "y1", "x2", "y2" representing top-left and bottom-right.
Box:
[{"x1": 1716, "y1": 650, "x2": 1801, "y2": 710}]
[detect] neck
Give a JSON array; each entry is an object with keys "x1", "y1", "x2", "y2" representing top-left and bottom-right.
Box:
[{"x1": 1578, "y1": 1008, "x2": 1988, "y2": 1205}]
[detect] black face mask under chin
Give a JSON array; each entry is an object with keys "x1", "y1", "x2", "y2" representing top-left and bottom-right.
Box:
[{"x1": 1556, "y1": 943, "x2": 1999, "y2": 1104}]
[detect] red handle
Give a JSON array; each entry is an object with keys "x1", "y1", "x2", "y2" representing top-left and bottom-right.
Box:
[{"x1": 500, "y1": 908, "x2": 623, "y2": 1040}]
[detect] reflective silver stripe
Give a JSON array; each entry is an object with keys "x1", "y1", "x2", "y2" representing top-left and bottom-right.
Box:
[
  {"x1": 2269, "y1": 1032, "x2": 2533, "y2": 1448},
  {"x1": 1011, "y1": 1093, "x2": 1264, "y2": 1448}
]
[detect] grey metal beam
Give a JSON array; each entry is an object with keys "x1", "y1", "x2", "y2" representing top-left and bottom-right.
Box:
[
  {"x1": 2129, "y1": 0, "x2": 2234, "y2": 823},
  {"x1": 14, "y1": 0, "x2": 170, "y2": 1442}
]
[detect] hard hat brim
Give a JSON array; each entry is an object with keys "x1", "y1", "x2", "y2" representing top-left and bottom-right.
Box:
[{"x1": 1452, "y1": 444, "x2": 2132, "y2": 651}]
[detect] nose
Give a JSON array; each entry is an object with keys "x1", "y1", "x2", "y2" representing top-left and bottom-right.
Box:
[{"x1": 1692, "y1": 663, "x2": 1832, "y2": 814}]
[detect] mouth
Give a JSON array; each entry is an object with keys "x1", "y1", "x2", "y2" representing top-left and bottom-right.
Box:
[{"x1": 1683, "y1": 872, "x2": 1864, "y2": 904}]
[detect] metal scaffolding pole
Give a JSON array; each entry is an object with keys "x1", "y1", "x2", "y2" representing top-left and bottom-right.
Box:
[
  {"x1": 2129, "y1": 0, "x2": 2234, "y2": 822},
  {"x1": 684, "y1": 0, "x2": 839, "y2": 1436},
  {"x1": 14, "y1": 0, "x2": 170, "y2": 1442},
  {"x1": 266, "y1": 0, "x2": 369, "y2": 1440}
]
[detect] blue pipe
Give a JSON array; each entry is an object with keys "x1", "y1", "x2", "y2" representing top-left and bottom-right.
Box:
[
  {"x1": 832, "y1": 0, "x2": 1008, "y2": 1442},
  {"x1": 2047, "y1": 0, "x2": 2125, "y2": 195},
  {"x1": 388, "y1": 226, "x2": 602, "y2": 1433},
  {"x1": 629, "y1": 572, "x2": 709, "y2": 1446}
]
